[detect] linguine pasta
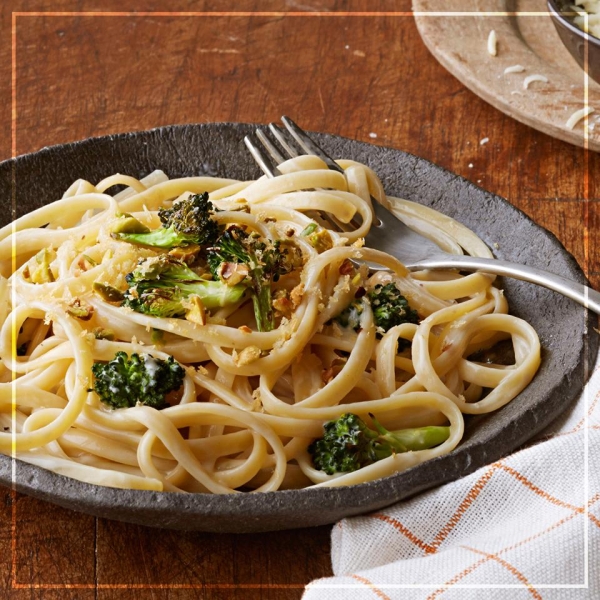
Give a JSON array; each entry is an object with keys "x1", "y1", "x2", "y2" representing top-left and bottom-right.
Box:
[{"x1": 0, "y1": 155, "x2": 541, "y2": 493}]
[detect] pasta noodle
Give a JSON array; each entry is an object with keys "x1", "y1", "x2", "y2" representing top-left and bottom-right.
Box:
[{"x1": 0, "y1": 155, "x2": 541, "y2": 493}]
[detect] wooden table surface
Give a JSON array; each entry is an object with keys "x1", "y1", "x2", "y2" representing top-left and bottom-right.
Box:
[{"x1": 1, "y1": 1, "x2": 598, "y2": 598}]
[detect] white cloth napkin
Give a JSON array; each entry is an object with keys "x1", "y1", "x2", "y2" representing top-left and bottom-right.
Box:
[{"x1": 303, "y1": 355, "x2": 600, "y2": 599}]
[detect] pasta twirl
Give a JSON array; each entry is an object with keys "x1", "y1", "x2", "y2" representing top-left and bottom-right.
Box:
[{"x1": 0, "y1": 155, "x2": 541, "y2": 493}]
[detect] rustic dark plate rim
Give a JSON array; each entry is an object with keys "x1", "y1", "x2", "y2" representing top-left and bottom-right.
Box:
[{"x1": 0, "y1": 122, "x2": 595, "y2": 532}]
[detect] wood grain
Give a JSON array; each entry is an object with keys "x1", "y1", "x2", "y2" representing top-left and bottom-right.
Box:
[{"x1": 0, "y1": 0, "x2": 597, "y2": 597}]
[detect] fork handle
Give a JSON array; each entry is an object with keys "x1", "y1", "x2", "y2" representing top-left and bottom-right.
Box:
[{"x1": 409, "y1": 255, "x2": 600, "y2": 315}]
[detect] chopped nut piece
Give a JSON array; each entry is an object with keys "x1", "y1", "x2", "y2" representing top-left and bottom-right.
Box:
[
  {"x1": 321, "y1": 359, "x2": 347, "y2": 384},
  {"x1": 93, "y1": 328, "x2": 115, "y2": 341},
  {"x1": 290, "y1": 284, "x2": 304, "y2": 308},
  {"x1": 218, "y1": 261, "x2": 249, "y2": 286},
  {"x1": 235, "y1": 345, "x2": 262, "y2": 365},
  {"x1": 238, "y1": 325, "x2": 252, "y2": 334},
  {"x1": 339, "y1": 259, "x2": 354, "y2": 275},
  {"x1": 77, "y1": 254, "x2": 98, "y2": 271},
  {"x1": 168, "y1": 244, "x2": 201, "y2": 264},
  {"x1": 82, "y1": 254, "x2": 98, "y2": 266},
  {"x1": 93, "y1": 282, "x2": 124, "y2": 303},
  {"x1": 307, "y1": 229, "x2": 333, "y2": 253},
  {"x1": 273, "y1": 291, "x2": 293, "y2": 319},
  {"x1": 184, "y1": 296, "x2": 207, "y2": 325},
  {"x1": 29, "y1": 249, "x2": 55, "y2": 284},
  {"x1": 66, "y1": 298, "x2": 94, "y2": 321}
]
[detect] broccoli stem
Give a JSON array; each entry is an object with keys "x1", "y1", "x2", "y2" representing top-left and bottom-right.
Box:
[
  {"x1": 112, "y1": 193, "x2": 221, "y2": 249},
  {"x1": 124, "y1": 279, "x2": 245, "y2": 317},
  {"x1": 371, "y1": 424, "x2": 451, "y2": 460},
  {"x1": 116, "y1": 227, "x2": 187, "y2": 249},
  {"x1": 175, "y1": 280, "x2": 246, "y2": 309},
  {"x1": 309, "y1": 412, "x2": 451, "y2": 474},
  {"x1": 250, "y1": 275, "x2": 274, "y2": 332},
  {"x1": 122, "y1": 256, "x2": 247, "y2": 318}
]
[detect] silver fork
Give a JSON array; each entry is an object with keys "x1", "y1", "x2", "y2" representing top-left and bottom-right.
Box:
[{"x1": 244, "y1": 116, "x2": 600, "y2": 315}]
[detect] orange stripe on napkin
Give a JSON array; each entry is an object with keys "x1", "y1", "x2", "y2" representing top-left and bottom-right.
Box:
[
  {"x1": 462, "y1": 546, "x2": 543, "y2": 600},
  {"x1": 496, "y1": 464, "x2": 583, "y2": 512},
  {"x1": 370, "y1": 513, "x2": 436, "y2": 553},
  {"x1": 350, "y1": 574, "x2": 392, "y2": 600}
]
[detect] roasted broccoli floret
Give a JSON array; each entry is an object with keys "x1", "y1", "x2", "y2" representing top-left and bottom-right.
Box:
[
  {"x1": 333, "y1": 300, "x2": 364, "y2": 331},
  {"x1": 308, "y1": 413, "x2": 450, "y2": 475},
  {"x1": 207, "y1": 226, "x2": 299, "y2": 332},
  {"x1": 91, "y1": 351, "x2": 185, "y2": 409},
  {"x1": 334, "y1": 282, "x2": 418, "y2": 338},
  {"x1": 112, "y1": 193, "x2": 220, "y2": 248},
  {"x1": 122, "y1": 255, "x2": 246, "y2": 318},
  {"x1": 370, "y1": 283, "x2": 419, "y2": 332}
]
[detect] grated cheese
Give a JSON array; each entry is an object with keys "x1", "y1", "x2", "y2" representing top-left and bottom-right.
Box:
[
  {"x1": 504, "y1": 64, "x2": 525, "y2": 74},
  {"x1": 523, "y1": 74, "x2": 548, "y2": 89},
  {"x1": 565, "y1": 105, "x2": 596, "y2": 129},
  {"x1": 487, "y1": 30, "x2": 497, "y2": 56},
  {"x1": 572, "y1": 1, "x2": 600, "y2": 38}
]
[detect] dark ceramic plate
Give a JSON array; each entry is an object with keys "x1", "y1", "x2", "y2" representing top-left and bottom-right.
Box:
[{"x1": 0, "y1": 123, "x2": 596, "y2": 532}]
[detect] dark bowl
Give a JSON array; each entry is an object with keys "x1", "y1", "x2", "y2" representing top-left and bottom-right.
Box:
[
  {"x1": 548, "y1": 0, "x2": 600, "y2": 84},
  {"x1": 0, "y1": 122, "x2": 597, "y2": 532}
]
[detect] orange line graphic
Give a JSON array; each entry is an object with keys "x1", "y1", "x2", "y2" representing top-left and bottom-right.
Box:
[
  {"x1": 14, "y1": 11, "x2": 414, "y2": 17},
  {"x1": 9, "y1": 8, "x2": 593, "y2": 592},
  {"x1": 11, "y1": 583, "x2": 306, "y2": 589}
]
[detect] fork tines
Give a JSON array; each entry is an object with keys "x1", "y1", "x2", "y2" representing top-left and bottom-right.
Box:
[
  {"x1": 244, "y1": 117, "x2": 359, "y2": 234},
  {"x1": 243, "y1": 134, "x2": 282, "y2": 179},
  {"x1": 280, "y1": 117, "x2": 343, "y2": 174},
  {"x1": 245, "y1": 116, "x2": 343, "y2": 180},
  {"x1": 244, "y1": 124, "x2": 299, "y2": 179}
]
